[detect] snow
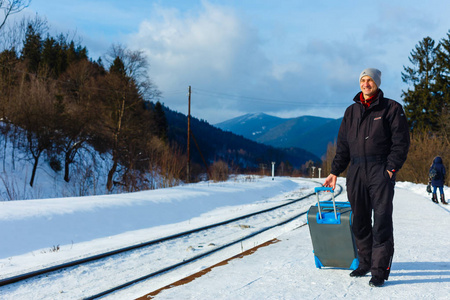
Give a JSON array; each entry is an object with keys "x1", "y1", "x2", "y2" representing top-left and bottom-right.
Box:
[{"x1": 0, "y1": 176, "x2": 449, "y2": 299}]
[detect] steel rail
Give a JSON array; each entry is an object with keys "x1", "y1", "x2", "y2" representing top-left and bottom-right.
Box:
[
  {"x1": 0, "y1": 181, "x2": 342, "y2": 299},
  {"x1": 84, "y1": 183, "x2": 343, "y2": 299}
]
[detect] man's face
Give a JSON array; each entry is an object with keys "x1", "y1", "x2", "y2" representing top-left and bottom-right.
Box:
[{"x1": 360, "y1": 75, "x2": 378, "y2": 99}]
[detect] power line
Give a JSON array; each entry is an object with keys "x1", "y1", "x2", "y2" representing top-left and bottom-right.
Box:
[{"x1": 192, "y1": 87, "x2": 349, "y2": 107}]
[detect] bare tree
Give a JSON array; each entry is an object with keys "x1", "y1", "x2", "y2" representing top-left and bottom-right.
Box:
[
  {"x1": 147, "y1": 137, "x2": 185, "y2": 189},
  {"x1": 96, "y1": 60, "x2": 137, "y2": 191},
  {"x1": 57, "y1": 60, "x2": 99, "y2": 182},
  {"x1": 101, "y1": 46, "x2": 161, "y2": 191},
  {"x1": 0, "y1": 13, "x2": 48, "y2": 53},
  {"x1": 13, "y1": 72, "x2": 55, "y2": 187},
  {"x1": 321, "y1": 141, "x2": 337, "y2": 177},
  {"x1": 105, "y1": 44, "x2": 161, "y2": 101},
  {"x1": 0, "y1": 0, "x2": 31, "y2": 31}
]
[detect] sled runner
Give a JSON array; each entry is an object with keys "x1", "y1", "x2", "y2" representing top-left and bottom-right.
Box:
[{"x1": 307, "y1": 186, "x2": 359, "y2": 270}]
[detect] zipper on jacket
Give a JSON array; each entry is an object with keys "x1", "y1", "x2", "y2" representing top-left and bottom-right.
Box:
[
  {"x1": 359, "y1": 108, "x2": 368, "y2": 172},
  {"x1": 356, "y1": 117, "x2": 360, "y2": 141},
  {"x1": 367, "y1": 115, "x2": 372, "y2": 140}
]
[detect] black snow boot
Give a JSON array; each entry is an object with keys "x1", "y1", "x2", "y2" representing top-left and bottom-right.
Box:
[
  {"x1": 441, "y1": 194, "x2": 448, "y2": 205},
  {"x1": 349, "y1": 267, "x2": 370, "y2": 277},
  {"x1": 369, "y1": 276, "x2": 385, "y2": 287},
  {"x1": 432, "y1": 194, "x2": 438, "y2": 203}
]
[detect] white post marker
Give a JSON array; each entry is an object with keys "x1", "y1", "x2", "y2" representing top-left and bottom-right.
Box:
[
  {"x1": 271, "y1": 162, "x2": 275, "y2": 180},
  {"x1": 318, "y1": 167, "x2": 322, "y2": 178}
]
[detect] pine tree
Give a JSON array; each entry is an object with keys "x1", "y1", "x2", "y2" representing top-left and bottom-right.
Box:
[
  {"x1": 154, "y1": 101, "x2": 168, "y2": 141},
  {"x1": 402, "y1": 37, "x2": 440, "y2": 132},
  {"x1": 41, "y1": 36, "x2": 58, "y2": 76},
  {"x1": 109, "y1": 56, "x2": 127, "y2": 78},
  {"x1": 435, "y1": 30, "x2": 450, "y2": 133},
  {"x1": 66, "y1": 40, "x2": 88, "y2": 66},
  {"x1": 434, "y1": 31, "x2": 450, "y2": 144},
  {"x1": 21, "y1": 24, "x2": 42, "y2": 74}
]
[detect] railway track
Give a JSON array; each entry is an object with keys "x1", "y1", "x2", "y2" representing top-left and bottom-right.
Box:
[{"x1": 0, "y1": 182, "x2": 343, "y2": 299}]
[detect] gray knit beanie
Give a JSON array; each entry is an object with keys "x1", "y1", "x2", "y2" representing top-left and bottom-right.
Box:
[{"x1": 359, "y1": 68, "x2": 381, "y2": 87}]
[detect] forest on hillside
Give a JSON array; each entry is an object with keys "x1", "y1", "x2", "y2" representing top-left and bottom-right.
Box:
[
  {"x1": 0, "y1": 5, "x2": 320, "y2": 198},
  {"x1": 0, "y1": 13, "x2": 176, "y2": 192}
]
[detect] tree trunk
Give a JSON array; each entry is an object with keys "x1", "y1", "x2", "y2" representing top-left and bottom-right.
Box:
[
  {"x1": 29, "y1": 151, "x2": 41, "y2": 187},
  {"x1": 107, "y1": 157, "x2": 118, "y2": 191},
  {"x1": 64, "y1": 153, "x2": 70, "y2": 182},
  {"x1": 106, "y1": 97, "x2": 125, "y2": 191}
]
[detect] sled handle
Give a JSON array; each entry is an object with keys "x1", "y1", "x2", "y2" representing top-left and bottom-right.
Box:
[{"x1": 314, "y1": 186, "x2": 337, "y2": 220}]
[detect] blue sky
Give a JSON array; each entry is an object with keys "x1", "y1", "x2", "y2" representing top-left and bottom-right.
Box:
[{"x1": 17, "y1": 0, "x2": 450, "y2": 124}]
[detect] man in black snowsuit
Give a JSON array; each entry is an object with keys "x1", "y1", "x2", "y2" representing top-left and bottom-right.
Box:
[{"x1": 323, "y1": 68, "x2": 410, "y2": 287}]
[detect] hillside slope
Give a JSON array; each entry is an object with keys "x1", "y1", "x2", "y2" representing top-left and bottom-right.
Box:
[
  {"x1": 216, "y1": 113, "x2": 342, "y2": 158},
  {"x1": 215, "y1": 113, "x2": 288, "y2": 140},
  {"x1": 164, "y1": 108, "x2": 320, "y2": 170}
]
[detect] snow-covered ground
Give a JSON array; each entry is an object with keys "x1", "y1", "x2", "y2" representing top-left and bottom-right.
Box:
[{"x1": 0, "y1": 176, "x2": 449, "y2": 299}]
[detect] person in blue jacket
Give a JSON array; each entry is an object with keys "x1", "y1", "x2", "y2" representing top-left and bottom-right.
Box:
[{"x1": 429, "y1": 156, "x2": 447, "y2": 205}]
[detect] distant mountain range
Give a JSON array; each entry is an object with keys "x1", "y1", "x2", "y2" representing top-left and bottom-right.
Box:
[
  {"x1": 215, "y1": 113, "x2": 343, "y2": 158},
  {"x1": 163, "y1": 108, "x2": 321, "y2": 172}
]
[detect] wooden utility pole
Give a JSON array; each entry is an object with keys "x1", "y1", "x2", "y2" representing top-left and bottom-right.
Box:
[{"x1": 187, "y1": 86, "x2": 191, "y2": 183}]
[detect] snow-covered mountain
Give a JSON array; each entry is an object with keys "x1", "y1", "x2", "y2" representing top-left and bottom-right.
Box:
[
  {"x1": 215, "y1": 113, "x2": 342, "y2": 158},
  {"x1": 214, "y1": 113, "x2": 287, "y2": 139}
]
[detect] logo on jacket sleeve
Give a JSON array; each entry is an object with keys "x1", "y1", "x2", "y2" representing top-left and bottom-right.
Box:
[{"x1": 374, "y1": 116, "x2": 382, "y2": 120}]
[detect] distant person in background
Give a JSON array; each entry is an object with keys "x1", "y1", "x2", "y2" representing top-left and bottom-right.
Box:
[
  {"x1": 429, "y1": 156, "x2": 447, "y2": 205},
  {"x1": 323, "y1": 68, "x2": 410, "y2": 287}
]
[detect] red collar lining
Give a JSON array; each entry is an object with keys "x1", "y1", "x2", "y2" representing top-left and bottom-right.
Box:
[{"x1": 360, "y1": 90, "x2": 379, "y2": 108}]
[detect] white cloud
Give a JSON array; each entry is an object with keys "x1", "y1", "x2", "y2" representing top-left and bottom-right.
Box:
[
  {"x1": 125, "y1": 2, "x2": 280, "y2": 121},
  {"x1": 129, "y1": 3, "x2": 264, "y2": 86},
  {"x1": 121, "y1": 0, "x2": 450, "y2": 124}
]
